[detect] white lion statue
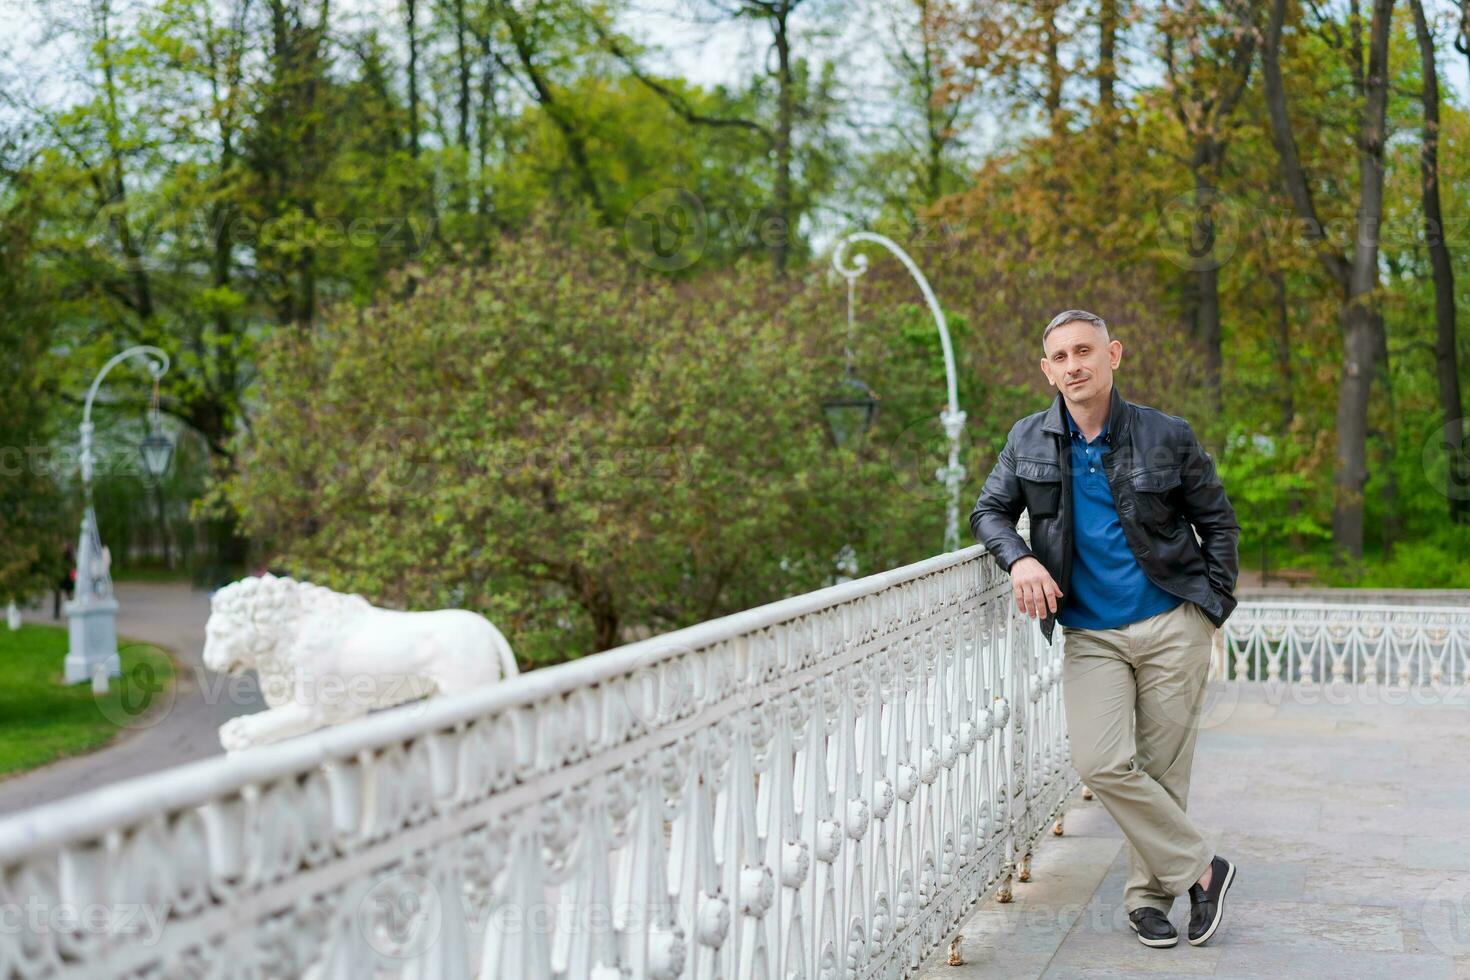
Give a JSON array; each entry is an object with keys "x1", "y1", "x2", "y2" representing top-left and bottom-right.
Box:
[{"x1": 203, "y1": 574, "x2": 518, "y2": 752}]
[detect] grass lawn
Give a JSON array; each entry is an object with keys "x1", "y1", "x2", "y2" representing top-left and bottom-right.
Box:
[{"x1": 0, "y1": 625, "x2": 176, "y2": 779}]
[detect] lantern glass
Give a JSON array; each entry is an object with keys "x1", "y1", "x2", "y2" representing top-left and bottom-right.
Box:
[
  {"x1": 139, "y1": 430, "x2": 174, "y2": 481},
  {"x1": 822, "y1": 372, "x2": 879, "y2": 449}
]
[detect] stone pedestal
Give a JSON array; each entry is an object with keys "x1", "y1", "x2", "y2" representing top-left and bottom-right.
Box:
[{"x1": 64, "y1": 597, "x2": 121, "y2": 684}]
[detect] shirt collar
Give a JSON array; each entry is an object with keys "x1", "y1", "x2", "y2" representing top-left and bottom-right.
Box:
[{"x1": 1064, "y1": 403, "x2": 1109, "y2": 443}]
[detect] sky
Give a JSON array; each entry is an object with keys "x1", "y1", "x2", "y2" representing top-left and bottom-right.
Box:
[
  {"x1": 0, "y1": 0, "x2": 890, "y2": 114},
  {"x1": 6, "y1": 0, "x2": 1470, "y2": 100},
  {"x1": 619, "y1": 1, "x2": 767, "y2": 87}
]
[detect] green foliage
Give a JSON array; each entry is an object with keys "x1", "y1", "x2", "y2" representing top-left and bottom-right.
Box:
[
  {"x1": 1303, "y1": 525, "x2": 1470, "y2": 589},
  {"x1": 489, "y1": 75, "x2": 775, "y2": 268},
  {"x1": 8, "y1": 0, "x2": 1470, "y2": 606},
  {"x1": 0, "y1": 186, "x2": 70, "y2": 605},
  {"x1": 220, "y1": 214, "x2": 942, "y2": 663},
  {"x1": 1217, "y1": 426, "x2": 1332, "y2": 562}
]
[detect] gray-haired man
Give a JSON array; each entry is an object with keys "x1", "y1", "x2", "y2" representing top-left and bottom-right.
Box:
[{"x1": 970, "y1": 310, "x2": 1241, "y2": 947}]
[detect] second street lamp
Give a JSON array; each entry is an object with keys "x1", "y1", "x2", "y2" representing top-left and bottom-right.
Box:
[
  {"x1": 831, "y1": 231, "x2": 968, "y2": 553},
  {"x1": 65, "y1": 346, "x2": 172, "y2": 686},
  {"x1": 823, "y1": 250, "x2": 881, "y2": 451}
]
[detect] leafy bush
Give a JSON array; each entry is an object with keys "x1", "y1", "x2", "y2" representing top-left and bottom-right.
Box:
[
  {"x1": 219, "y1": 215, "x2": 947, "y2": 665},
  {"x1": 1305, "y1": 525, "x2": 1470, "y2": 589}
]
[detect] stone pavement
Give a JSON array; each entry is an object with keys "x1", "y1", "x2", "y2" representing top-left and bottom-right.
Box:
[
  {"x1": 0, "y1": 581, "x2": 264, "y2": 814},
  {"x1": 920, "y1": 683, "x2": 1470, "y2": 979}
]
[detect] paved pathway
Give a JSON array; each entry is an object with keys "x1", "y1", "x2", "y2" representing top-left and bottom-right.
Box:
[
  {"x1": 0, "y1": 582, "x2": 264, "y2": 814},
  {"x1": 920, "y1": 683, "x2": 1470, "y2": 978}
]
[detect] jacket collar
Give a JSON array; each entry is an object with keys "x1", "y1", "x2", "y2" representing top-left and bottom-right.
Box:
[{"x1": 1042, "y1": 383, "x2": 1129, "y2": 443}]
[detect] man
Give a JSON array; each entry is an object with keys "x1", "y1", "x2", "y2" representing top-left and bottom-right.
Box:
[{"x1": 969, "y1": 310, "x2": 1241, "y2": 948}]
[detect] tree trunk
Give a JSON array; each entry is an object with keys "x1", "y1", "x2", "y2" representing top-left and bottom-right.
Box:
[
  {"x1": 97, "y1": 0, "x2": 156, "y2": 323},
  {"x1": 771, "y1": 1, "x2": 795, "y2": 277},
  {"x1": 1271, "y1": 272, "x2": 1295, "y2": 432},
  {"x1": 1371, "y1": 314, "x2": 1399, "y2": 556},
  {"x1": 1098, "y1": 0, "x2": 1118, "y2": 118},
  {"x1": 1044, "y1": 0, "x2": 1065, "y2": 136},
  {"x1": 576, "y1": 567, "x2": 620, "y2": 651},
  {"x1": 918, "y1": 0, "x2": 945, "y2": 203},
  {"x1": 1414, "y1": 0, "x2": 1470, "y2": 523},
  {"x1": 1272, "y1": 272, "x2": 1304, "y2": 552},
  {"x1": 1262, "y1": 0, "x2": 1393, "y2": 560},
  {"x1": 154, "y1": 482, "x2": 172, "y2": 568},
  {"x1": 406, "y1": 0, "x2": 421, "y2": 157},
  {"x1": 1332, "y1": 0, "x2": 1394, "y2": 559},
  {"x1": 475, "y1": 25, "x2": 498, "y2": 252},
  {"x1": 454, "y1": 0, "x2": 471, "y2": 151},
  {"x1": 1161, "y1": 4, "x2": 1254, "y2": 414},
  {"x1": 1192, "y1": 166, "x2": 1223, "y2": 411},
  {"x1": 501, "y1": 2, "x2": 604, "y2": 217}
]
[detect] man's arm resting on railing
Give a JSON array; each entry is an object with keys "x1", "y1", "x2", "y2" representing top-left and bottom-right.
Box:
[
  {"x1": 971, "y1": 434, "x2": 1063, "y2": 619},
  {"x1": 970, "y1": 434, "x2": 1034, "y2": 570}
]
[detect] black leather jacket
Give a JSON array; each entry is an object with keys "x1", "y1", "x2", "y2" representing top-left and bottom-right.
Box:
[{"x1": 970, "y1": 385, "x2": 1240, "y2": 644}]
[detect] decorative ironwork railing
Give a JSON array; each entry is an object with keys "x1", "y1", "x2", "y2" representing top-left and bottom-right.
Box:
[
  {"x1": 1217, "y1": 601, "x2": 1470, "y2": 687},
  {"x1": 0, "y1": 545, "x2": 1075, "y2": 980}
]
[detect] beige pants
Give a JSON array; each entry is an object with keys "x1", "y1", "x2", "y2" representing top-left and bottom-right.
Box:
[{"x1": 1060, "y1": 599, "x2": 1216, "y2": 914}]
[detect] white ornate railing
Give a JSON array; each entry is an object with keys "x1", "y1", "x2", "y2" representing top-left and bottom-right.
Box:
[
  {"x1": 1218, "y1": 601, "x2": 1470, "y2": 687},
  {"x1": 0, "y1": 545, "x2": 1075, "y2": 980}
]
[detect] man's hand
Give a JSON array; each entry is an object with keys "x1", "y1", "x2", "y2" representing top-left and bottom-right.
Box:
[{"x1": 1009, "y1": 557, "x2": 1063, "y2": 619}]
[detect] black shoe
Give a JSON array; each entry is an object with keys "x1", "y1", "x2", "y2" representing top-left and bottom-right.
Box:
[
  {"x1": 1128, "y1": 907, "x2": 1178, "y2": 948},
  {"x1": 1186, "y1": 855, "x2": 1237, "y2": 946}
]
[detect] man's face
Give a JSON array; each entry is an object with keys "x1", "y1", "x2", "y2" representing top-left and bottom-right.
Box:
[{"x1": 1039, "y1": 321, "x2": 1123, "y2": 404}]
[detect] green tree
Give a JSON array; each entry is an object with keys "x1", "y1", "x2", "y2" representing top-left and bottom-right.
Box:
[
  {"x1": 0, "y1": 156, "x2": 70, "y2": 605},
  {"x1": 218, "y1": 213, "x2": 921, "y2": 662}
]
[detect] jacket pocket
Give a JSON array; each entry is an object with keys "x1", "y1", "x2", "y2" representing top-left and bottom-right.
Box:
[
  {"x1": 1017, "y1": 458, "x2": 1062, "y2": 517},
  {"x1": 1129, "y1": 467, "x2": 1181, "y2": 528}
]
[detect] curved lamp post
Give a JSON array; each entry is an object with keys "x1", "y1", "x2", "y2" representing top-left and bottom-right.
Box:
[
  {"x1": 65, "y1": 345, "x2": 172, "y2": 685},
  {"x1": 831, "y1": 232, "x2": 967, "y2": 552}
]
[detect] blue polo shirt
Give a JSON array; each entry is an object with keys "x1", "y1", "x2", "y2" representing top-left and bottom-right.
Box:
[{"x1": 1057, "y1": 406, "x2": 1182, "y2": 630}]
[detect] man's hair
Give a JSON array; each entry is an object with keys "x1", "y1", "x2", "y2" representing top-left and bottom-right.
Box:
[{"x1": 1042, "y1": 309, "x2": 1109, "y2": 354}]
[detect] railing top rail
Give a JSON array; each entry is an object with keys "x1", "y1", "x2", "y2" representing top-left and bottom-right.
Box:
[
  {"x1": 1231, "y1": 601, "x2": 1470, "y2": 616},
  {"x1": 0, "y1": 544, "x2": 989, "y2": 863}
]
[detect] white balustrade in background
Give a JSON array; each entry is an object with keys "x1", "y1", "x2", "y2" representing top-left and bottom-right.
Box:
[
  {"x1": 0, "y1": 545, "x2": 1076, "y2": 980},
  {"x1": 1217, "y1": 601, "x2": 1470, "y2": 687}
]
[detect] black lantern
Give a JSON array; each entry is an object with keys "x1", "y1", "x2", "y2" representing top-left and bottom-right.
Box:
[
  {"x1": 138, "y1": 376, "x2": 174, "y2": 482},
  {"x1": 822, "y1": 368, "x2": 879, "y2": 450},
  {"x1": 139, "y1": 428, "x2": 174, "y2": 481}
]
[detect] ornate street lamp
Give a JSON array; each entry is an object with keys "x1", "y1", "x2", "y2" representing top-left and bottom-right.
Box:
[
  {"x1": 822, "y1": 253, "x2": 881, "y2": 449},
  {"x1": 65, "y1": 346, "x2": 171, "y2": 685},
  {"x1": 138, "y1": 384, "x2": 175, "y2": 482},
  {"x1": 832, "y1": 232, "x2": 968, "y2": 552},
  {"x1": 822, "y1": 368, "x2": 880, "y2": 450}
]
